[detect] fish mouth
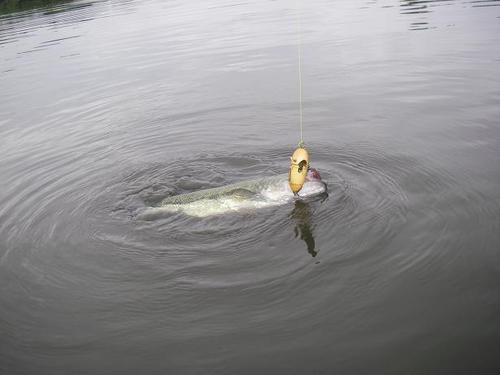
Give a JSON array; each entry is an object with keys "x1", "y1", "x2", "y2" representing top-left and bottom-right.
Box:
[{"x1": 305, "y1": 168, "x2": 322, "y2": 183}]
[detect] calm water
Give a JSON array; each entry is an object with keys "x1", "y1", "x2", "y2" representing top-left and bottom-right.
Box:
[{"x1": 1, "y1": 0, "x2": 500, "y2": 373}]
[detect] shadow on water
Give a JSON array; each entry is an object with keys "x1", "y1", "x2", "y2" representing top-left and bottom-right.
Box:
[
  {"x1": 399, "y1": 0, "x2": 500, "y2": 30},
  {"x1": 291, "y1": 200, "x2": 318, "y2": 257},
  {"x1": 0, "y1": 0, "x2": 74, "y2": 15}
]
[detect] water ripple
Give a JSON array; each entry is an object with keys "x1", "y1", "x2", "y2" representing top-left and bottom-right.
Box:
[{"x1": 1, "y1": 0, "x2": 500, "y2": 372}]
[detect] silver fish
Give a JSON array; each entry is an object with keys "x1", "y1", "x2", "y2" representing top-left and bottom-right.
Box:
[{"x1": 143, "y1": 169, "x2": 326, "y2": 218}]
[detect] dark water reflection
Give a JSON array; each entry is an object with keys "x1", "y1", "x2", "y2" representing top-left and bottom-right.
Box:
[
  {"x1": 0, "y1": 0, "x2": 74, "y2": 15},
  {"x1": 292, "y1": 200, "x2": 319, "y2": 257},
  {"x1": 1, "y1": 0, "x2": 500, "y2": 374}
]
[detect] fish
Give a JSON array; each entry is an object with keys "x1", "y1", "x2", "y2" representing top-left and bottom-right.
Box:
[{"x1": 141, "y1": 168, "x2": 327, "y2": 218}]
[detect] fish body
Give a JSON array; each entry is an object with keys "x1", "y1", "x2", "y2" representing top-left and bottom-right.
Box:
[
  {"x1": 160, "y1": 174, "x2": 286, "y2": 205},
  {"x1": 142, "y1": 170, "x2": 326, "y2": 218}
]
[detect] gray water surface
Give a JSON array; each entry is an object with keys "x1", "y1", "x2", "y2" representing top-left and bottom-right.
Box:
[{"x1": 1, "y1": 0, "x2": 500, "y2": 374}]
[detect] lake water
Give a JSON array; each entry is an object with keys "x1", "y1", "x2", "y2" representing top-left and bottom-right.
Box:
[{"x1": 1, "y1": 0, "x2": 500, "y2": 373}]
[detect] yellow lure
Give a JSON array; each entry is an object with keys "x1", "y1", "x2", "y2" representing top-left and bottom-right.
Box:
[{"x1": 288, "y1": 146, "x2": 309, "y2": 194}]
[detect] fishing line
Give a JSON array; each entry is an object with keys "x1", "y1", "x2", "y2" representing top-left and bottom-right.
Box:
[
  {"x1": 288, "y1": 0, "x2": 310, "y2": 195},
  {"x1": 296, "y1": 0, "x2": 304, "y2": 147}
]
